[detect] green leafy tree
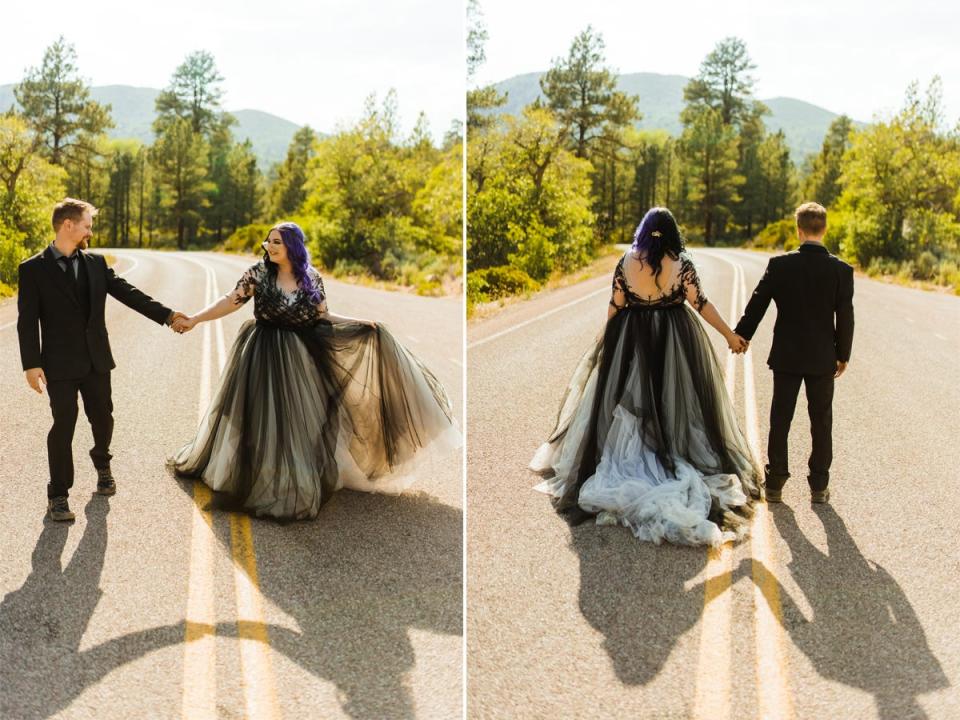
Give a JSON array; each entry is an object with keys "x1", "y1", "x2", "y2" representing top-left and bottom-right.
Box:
[
  {"x1": 834, "y1": 78, "x2": 960, "y2": 265},
  {"x1": 269, "y1": 125, "x2": 317, "y2": 217},
  {"x1": 202, "y1": 117, "x2": 235, "y2": 242},
  {"x1": 468, "y1": 107, "x2": 594, "y2": 278},
  {"x1": 102, "y1": 139, "x2": 144, "y2": 247},
  {"x1": 540, "y1": 26, "x2": 639, "y2": 159},
  {"x1": 804, "y1": 115, "x2": 854, "y2": 208},
  {"x1": 624, "y1": 129, "x2": 680, "y2": 230},
  {"x1": 681, "y1": 106, "x2": 743, "y2": 243},
  {"x1": 154, "y1": 51, "x2": 230, "y2": 137},
  {"x1": 223, "y1": 139, "x2": 263, "y2": 231},
  {"x1": 0, "y1": 115, "x2": 66, "y2": 286},
  {"x1": 13, "y1": 37, "x2": 113, "y2": 166},
  {"x1": 466, "y1": 0, "x2": 507, "y2": 132},
  {"x1": 756, "y1": 129, "x2": 796, "y2": 229},
  {"x1": 151, "y1": 117, "x2": 213, "y2": 248},
  {"x1": 682, "y1": 37, "x2": 765, "y2": 129},
  {"x1": 300, "y1": 92, "x2": 454, "y2": 285},
  {"x1": 680, "y1": 37, "x2": 764, "y2": 242}
]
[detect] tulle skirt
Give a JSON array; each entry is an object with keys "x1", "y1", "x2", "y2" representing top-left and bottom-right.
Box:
[
  {"x1": 531, "y1": 303, "x2": 763, "y2": 547},
  {"x1": 170, "y1": 319, "x2": 461, "y2": 520}
]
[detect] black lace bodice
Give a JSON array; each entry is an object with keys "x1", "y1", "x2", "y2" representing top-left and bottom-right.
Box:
[
  {"x1": 232, "y1": 261, "x2": 328, "y2": 328},
  {"x1": 610, "y1": 252, "x2": 708, "y2": 312}
]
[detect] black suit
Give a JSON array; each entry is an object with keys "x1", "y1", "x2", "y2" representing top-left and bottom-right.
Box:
[
  {"x1": 17, "y1": 247, "x2": 173, "y2": 498},
  {"x1": 734, "y1": 243, "x2": 855, "y2": 492}
]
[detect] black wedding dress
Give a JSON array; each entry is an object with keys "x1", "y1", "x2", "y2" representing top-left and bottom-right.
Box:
[
  {"x1": 530, "y1": 252, "x2": 763, "y2": 546},
  {"x1": 170, "y1": 261, "x2": 461, "y2": 520}
]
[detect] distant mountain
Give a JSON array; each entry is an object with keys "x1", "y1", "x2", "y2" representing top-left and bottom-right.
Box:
[
  {"x1": 488, "y1": 71, "x2": 865, "y2": 161},
  {"x1": 0, "y1": 84, "x2": 301, "y2": 168}
]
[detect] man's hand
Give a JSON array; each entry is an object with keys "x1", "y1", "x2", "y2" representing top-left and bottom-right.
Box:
[
  {"x1": 728, "y1": 333, "x2": 749, "y2": 354},
  {"x1": 172, "y1": 315, "x2": 197, "y2": 334},
  {"x1": 168, "y1": 311, "x2": 188, "y2": 334},
  {"x1": 25, "y1": 368, "x2": 46, "y2": 394},
  {"x1": 834, "y1": 360, "x2": 848, "y2": 378}
]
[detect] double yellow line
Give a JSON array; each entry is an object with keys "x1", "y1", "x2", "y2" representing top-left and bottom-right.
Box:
[
  {"x1": 693, "y1": 254, "x2": 794, "y2": 720},
  {"x1": 181, "y1": 259, "x2": 279, "y2": 719}
]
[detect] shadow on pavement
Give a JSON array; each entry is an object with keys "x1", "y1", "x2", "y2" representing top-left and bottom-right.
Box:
[
  {"x1": 754, "y1": 504, "x2": 950, "y2": 720},
  {"x1": 181, "y1": 479, "x2": 463, "y2": 720},
  {"x1": 0, "y1": 497, "x2": 185, "y2": 720},
  {"x1": 571, "y1": 524, "x2": 709, "y2": 686}
]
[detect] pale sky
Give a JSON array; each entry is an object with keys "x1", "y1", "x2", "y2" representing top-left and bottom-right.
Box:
[
  {"x1": 473, "y1": 0, "x2": 960, "y2": 125},
  {"x1": 1, "y1": 0, "x2": 464, "y2": 142}
]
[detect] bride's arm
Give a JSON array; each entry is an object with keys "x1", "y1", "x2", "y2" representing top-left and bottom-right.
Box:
[
  {"x1": 187, "y1": 292, "x2": 247, "y2": 325},
  {"x1": 682, "y1": 258, "x2": 746, "y2": 352},
  {"x1": 318, "y1": 308, "x2": 376, "y2": 327},
  {"x1": 310, "y1": 269, "x2": 376, "y2": 327},
  {"x1": 698, "y1": 301, "x2": 743, "y2": 349},
  {"x1": 175, "y1": 267, "x2": 256, "y2": 332},
  {"x1": 606, "y1": 256, "x2": 627, "y2": 321}
]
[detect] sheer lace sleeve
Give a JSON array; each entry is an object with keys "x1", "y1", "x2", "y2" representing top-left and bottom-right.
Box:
[
  {"x1": 680, "y1": 255, "x2": 708, "y2": 312},
  {"x1": 309, "y1": 266, "x2": 328, "y2": 313},
  {"x1": 230, "y1": 262, "x2": 263, "y2": 305},
  {"x1": 610, "y1": 256, "x2": 627, "y2": 311}
]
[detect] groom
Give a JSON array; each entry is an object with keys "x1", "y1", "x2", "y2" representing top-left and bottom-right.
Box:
[
  {"x1": 734, "y1": 202, "x2": 854, "y2": 504},
  {"x1": 17, "y1": 198, "x2": 186, "y2": 522}
]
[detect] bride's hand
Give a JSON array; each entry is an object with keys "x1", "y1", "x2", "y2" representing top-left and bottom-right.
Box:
[
  {"x1": 727, "y1": 333, "x2": 748, "y2": 354},
  {"x1": 174, "y1": 315, "x2": 198, "y2": 334}
]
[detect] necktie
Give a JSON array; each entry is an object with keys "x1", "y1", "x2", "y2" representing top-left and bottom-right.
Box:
[{"x1": 61, "y1": 256, "x2": 77, "y2": 289}]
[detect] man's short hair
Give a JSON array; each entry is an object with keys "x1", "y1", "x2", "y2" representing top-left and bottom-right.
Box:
[
  {"x1": 52, "y1": 198, "x2": 98, "y2": 231},
  {"x1": 795, "y1": 202, "x2": 827, "y2": 236}
]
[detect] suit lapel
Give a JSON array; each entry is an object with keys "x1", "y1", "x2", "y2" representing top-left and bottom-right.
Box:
[{"x1": 41, "y1": 246, "x2": 80, "y2": 308}]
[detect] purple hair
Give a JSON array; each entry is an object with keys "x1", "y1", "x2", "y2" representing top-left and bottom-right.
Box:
[
  {"x1": 630, "y1": 207, "x2": 685, "y2": 285},
  {"x1": 262, "y1": 222, "x2": 322, "y2": 304}
]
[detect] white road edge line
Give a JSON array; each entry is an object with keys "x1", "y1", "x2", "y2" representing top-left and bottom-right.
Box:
[
  {"x1": 467, "y1": 286, "x2": 609, "y2": 350},
  {"x1": 182, "y1": 263, "x2": 217, "y2": 720}
]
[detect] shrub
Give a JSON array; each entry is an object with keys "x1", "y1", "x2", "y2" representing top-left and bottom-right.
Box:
[
  {"x1": 751, "y1": 218, "x2": 795, "y2": 251},
  {"x1": 221, "y1": 223, "x2": 273, "y2": 254},
  {"x1": 467, "y1": 265, "x2": 539, "y2": 303},
  {"x1": 914, "y1": 250, "x2": 939, "y2": 280}
]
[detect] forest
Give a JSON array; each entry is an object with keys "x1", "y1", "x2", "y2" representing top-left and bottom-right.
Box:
[
  {"x1": 0, "y1": 38, "x2": 462, "y2": 298},
  {"x1": 466, "y1": 9, "x2": 960, "y2": 308}
]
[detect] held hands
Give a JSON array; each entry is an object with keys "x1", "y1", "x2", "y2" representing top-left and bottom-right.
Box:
[
  {"x1": 727, "y1": 333, "x2": 749, "y2": 354},
  {"x1": 169, "y1": 312, "x2": 198, "y2": 334},
  {"x1": 24, "y1": 367, "x2": 46, "y2": 394}
]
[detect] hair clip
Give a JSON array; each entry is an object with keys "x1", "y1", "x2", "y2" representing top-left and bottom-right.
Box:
[{"x1": 651, "y1": 231, "x2": 662, "y2": 238}]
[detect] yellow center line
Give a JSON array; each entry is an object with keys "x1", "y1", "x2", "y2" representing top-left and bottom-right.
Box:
[
  {"x1": 693, "y1": 257, "x2": 741, "y2": 720},
  {"x1": 231, "y1": 514, "x2": 279, "y2": 719},
  {"x1": 182, "y1": 265, "x2": 217, "y2": 720},
  {"x1": 739, "y1": 260, "x2": 795, "y2": 720},
  {"x1": 207, "y1": 262, "x2": 280, "y2": 719},
  {"x1": 180, "y1": 257, "x2": 280, "y2": 718}
]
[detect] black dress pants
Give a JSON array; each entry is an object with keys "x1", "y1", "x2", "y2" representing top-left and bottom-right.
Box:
[
  {"x1": 46, "y1": 371, "x2": 114, "y2": 498},
  {"x1": 766, "y1": 371, "x2": 834, "y2": 493}
]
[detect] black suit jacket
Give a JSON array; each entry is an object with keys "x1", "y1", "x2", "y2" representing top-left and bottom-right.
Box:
[
  {"x1": 734, "y1": 243, "x2": 854, "y2": 376},
  {"x1": 17, "y1": 247, "x2": 173, "y2": 381}
]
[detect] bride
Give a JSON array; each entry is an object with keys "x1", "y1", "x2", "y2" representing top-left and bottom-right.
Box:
[
  {"x1": 168, "y1": 222, "x2": 461, "y2": 520},
  {"x1": 530, "y1": 207, "x2": 763, "y2": 547}
]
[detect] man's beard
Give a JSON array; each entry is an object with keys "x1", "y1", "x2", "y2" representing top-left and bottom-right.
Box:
[{"x1": 78, "y1": 237, "x2": 89, "y2": 250}]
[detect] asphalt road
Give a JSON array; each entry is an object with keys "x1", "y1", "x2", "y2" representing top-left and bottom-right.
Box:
[
  {"x1": 0, "y1": 249, "x2": 464, "y2": 720},
  {"x1": 466, "y1": 247, "x2": 960, "y2": 719}
]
